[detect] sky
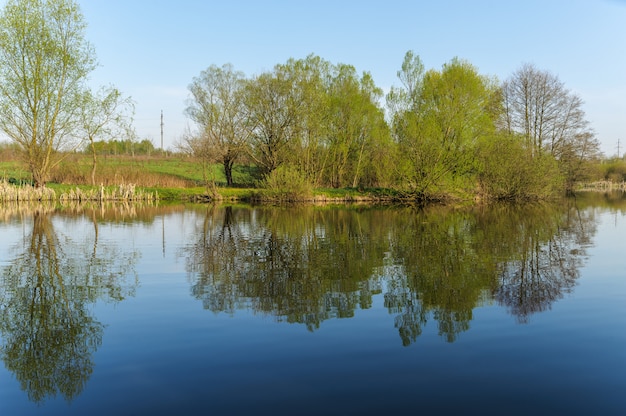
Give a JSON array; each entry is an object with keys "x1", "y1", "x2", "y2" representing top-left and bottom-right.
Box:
[{"x1": 74, "y1": 0, "x2": 626, "y2": 155}]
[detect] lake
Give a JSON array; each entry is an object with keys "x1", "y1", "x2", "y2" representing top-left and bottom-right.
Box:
[{"x1": 0, "y1": 194, "x2": 625, "y2": 415}]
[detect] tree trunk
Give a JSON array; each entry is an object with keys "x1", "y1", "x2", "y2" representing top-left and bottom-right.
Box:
[
  {"x1": 32, "y1": 166, "x2": 45, "y2": 188},
  {"x1": 90, "y1": 140, "x2": 97, "y2": 186},
  {"x1": 224, "y1": 157, "x2": 234, "y2": 187}
]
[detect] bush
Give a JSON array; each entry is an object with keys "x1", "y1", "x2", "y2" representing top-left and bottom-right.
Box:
[
  {"x1": 256, "y1": 165, "x2": 313, "y2": 202},
  {"x1": 602, "y1": 159, "x2": 626, "y2": 182},
  {"x1": 476, "y1": 135, "x2": 563, "y2": 200}
]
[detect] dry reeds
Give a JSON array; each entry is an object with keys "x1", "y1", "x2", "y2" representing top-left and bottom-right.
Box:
[
  {"x1": 0, "y1": 180, "x2": 55, "y2": 202},
  {"x1": 0, "y1": 180, "x2": 158, "y2": 203},
  {"x1": 59, "y1": 184, "x2": 158, "y2": 202}
]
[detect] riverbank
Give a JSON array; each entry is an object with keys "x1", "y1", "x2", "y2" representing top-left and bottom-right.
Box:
[{"x1": 2, "y1": 179, "x2": 623, "y2": 206}]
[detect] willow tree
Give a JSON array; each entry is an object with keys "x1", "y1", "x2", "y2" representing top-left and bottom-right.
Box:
[
  {"x1": 276, "y1": 55, "x2": 332, "y2": 187},
  {"x1": 243, "y1": 67, "x2": 300, "y2": 177},
  {"x1": 325, "y1": 65, "x2": 388, "y2": 188},
  {"x1": 389, "y1": 53, "x2": 500, "y2": 199},
  {"x1": 185, "y1": 64, "x2": 249, "y2": 187},
  {"x1": 0, "y1": 0, "x2": 96, "y2": 187}
]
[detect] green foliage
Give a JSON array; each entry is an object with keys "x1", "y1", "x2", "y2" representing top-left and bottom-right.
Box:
[
  {"x1": 0, "y1": 0, "x2": 97, "y2": 186},
  {"x1": 476, "y1": 134, "x2": 563, "y2": 200},
  {"x1": 244, "y1": 69, "x2": 300, "y2": 176},
  {"x1": 0, "y1": 36, "x2": 602, "y2": 202},
  {"x1": 86, "y1": 139, "x2": 156, "y2": 156},
  {"x1": 502, "y1": 64, "x2": 599, "y2": 192},
  {"x1": 232, "y1": 55, "x2": 391, "y2": 189},
  {"x1": 391, "y1": 55, "x2": 501, "y2": 198},
  {"x1": 600, "y1": 158, "x2": 626, "y2": 182},
  {"x1": 257, "y1": 165, "x2": 313, "y2": 201}
]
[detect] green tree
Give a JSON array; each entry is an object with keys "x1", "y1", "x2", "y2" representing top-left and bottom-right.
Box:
[
  {"x1": 386, "y1": 50, "x2": 425, "y2": 117},
  {"x1": 185, "y1": 64, "x2": 249, "y2": 187},
  {"x1": 276, "y1": 55, "x2": 331, "y2": 187},
  {"x1": 325, "y1": 65, "x2": 388, "y2": 188},
  {"x1": 243, "y1": 67, "x2": 300, "y2": 177},
  {"x1": 0, "y1": 0, "x2": 97, "y2": 187},
  {"x1": 272, "y1": 55, "x2": 392, "y2": 189},
  {"x1": 389, "y1": 54, "x2": 500, "y2": 199}
]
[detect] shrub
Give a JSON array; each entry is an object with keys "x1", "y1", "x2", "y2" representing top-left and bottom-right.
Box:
[
  {"x1": 476, "y1": 135, "x2": 563, "y2": 200},
  {"x1": 256, "y1": 165, "x2": 313, "y2": 202}
]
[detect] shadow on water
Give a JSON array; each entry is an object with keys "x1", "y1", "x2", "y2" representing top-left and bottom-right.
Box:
[
  {"x1": 0, "y1": 203, "x2": 141, "y2": 404},
  {"x1": 180, "y1": 199, "x2": 599, "y2": 346}
]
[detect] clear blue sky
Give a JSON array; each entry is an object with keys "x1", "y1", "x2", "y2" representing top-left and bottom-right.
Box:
[{"x1": 77, "y1": 0, "x2": 626, "y2": 156}]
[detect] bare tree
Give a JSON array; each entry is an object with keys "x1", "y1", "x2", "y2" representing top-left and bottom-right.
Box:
[
  {"x1": 502, "y1": 63, "x2": 600, "y2": 190},
  {"x1": 185, "y1": 64, "x2": 248, "y2": 186},
  {"x1": 502, "y1": 63, "x2": 598, "y2": 157},
  {"x1": 80, "y1": 86, "x2": 135, "y2": 185},
  {"x1": 176, "y1": 126, "x2": 220, "y2": 196}
]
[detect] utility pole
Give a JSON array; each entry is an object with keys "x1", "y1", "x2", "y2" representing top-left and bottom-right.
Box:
[
  {"x1": 160, "y1": 110, "x2": 164, "y2": 151},
  {"x1": 617, "y1": 138, "x2": 621, "y2": 159}
]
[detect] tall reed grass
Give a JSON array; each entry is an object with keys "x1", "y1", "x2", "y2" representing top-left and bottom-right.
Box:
[
  {"x1": 0, "y1": 180, "x2": 158, "y2": 202},
  {"x1": 59, "y1": 184, "x2": 158, "y2": 202},
  {"x1": 0, "y1": 180, "x2": 55, "y2": 202}
]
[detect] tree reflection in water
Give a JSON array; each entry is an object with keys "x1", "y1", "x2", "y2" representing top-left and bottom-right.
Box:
[
  {"x1": 181, "y1": 201, "x2": 597, "y2": 345},
  {"x1": 183, "y1": 205, "x2": 387, "y2": 330},
  {"x1": 489, "y1": 201, "x2": 596, "y2": 323},
  {"x1": 0, "y1": 205, "x2": 139, "y2": 403}
]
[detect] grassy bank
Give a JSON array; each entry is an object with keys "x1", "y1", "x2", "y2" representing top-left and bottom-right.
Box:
[
  {"x1": 3, "y1": 153, "x2": 606, "y2": 204},
  {"x1": 0, "y1": 155, "x2": 410, "y2": 203}
]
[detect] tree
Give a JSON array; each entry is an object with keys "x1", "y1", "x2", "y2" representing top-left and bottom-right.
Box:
[
  {"x1": 264, "y1": 55, "x2": 392, "y2": 190},
  {"x1": 502, "y1": 63, "x2": 600, "y2": 191},
  {"x1": 80, "y1": 86, "x2": 135, "y2": 185},
  {"x1": 389, "y1": 54, "x2": 501, "y2": 198},
  {"x1": 325, "y1": 65, "x2": 388, "y2": 188},
  {"x1": 186, "y1": 64, "x2": 248, "y2": 187},
  {"x1": 0, "y1": 0, "x2": 97, "y2": 187},
  {"x1": 177, "y1": 126, "x2": 221, "y2": 195},
  {"x1": 243, "y1": 67, "x2": 300, "y2": 177},
  {"x1": 276, "y1": 55, "x2": 331, "y2": 187},
  {"x1": 386, "y1": 50, "x2": 425, "y2": 117}
]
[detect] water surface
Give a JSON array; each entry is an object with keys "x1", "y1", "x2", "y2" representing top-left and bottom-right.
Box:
[{"x1": 0, "y1": 195, "x2": 625, "y2": 415}]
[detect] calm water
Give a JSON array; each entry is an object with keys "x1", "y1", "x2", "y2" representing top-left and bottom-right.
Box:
[{"x1": 0, "y1": 194, "x2": 625, "y2": 415}]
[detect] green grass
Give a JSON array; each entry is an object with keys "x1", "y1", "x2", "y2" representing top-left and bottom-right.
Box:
[
  {"x1": 1, "y1": 155, "x2": 402, "y2": 203},
  {"x1": 67, "y1": 155, "x2": 259, "y2": 187},
  {"x1": 115, "y1": 157, "x2": 209, "y2": 184},
  {"x1": 0, "y1": 161, "x2": 31, "y2": 181}
]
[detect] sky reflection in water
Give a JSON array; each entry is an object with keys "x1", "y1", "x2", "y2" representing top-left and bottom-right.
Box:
[{"x1": 0, "y1": 196, "x2": 625, "y2": 415}]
